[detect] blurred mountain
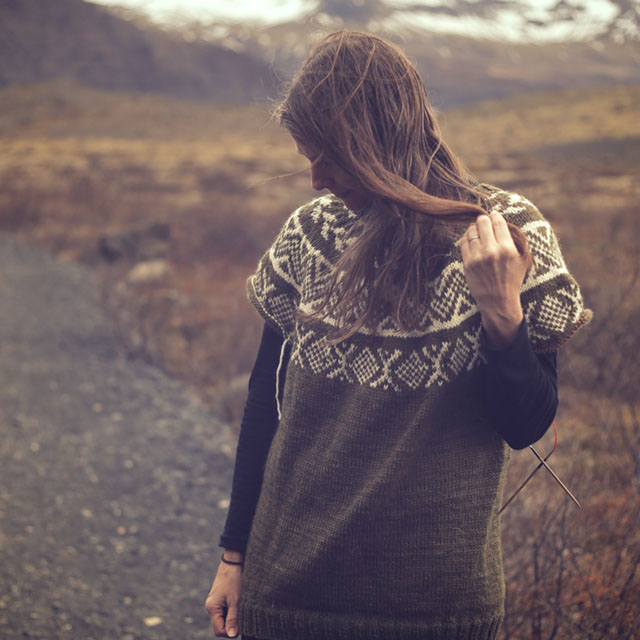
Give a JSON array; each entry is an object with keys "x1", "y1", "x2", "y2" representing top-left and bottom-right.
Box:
[
  {"x1": 311, "y1": 0, "x2": 640, "y2": 44},
  {"x1": 1, "y1": 0, "x2": 638, "y2": 107},
  {"x1": 0, "y1": 0, "x2": 277, "y2": 103},
  {"x1": 186, "y1": 0, "x2": 640, "y2": 105}
]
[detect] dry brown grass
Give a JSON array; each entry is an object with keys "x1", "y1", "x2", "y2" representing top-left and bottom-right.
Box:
[
  {"x1": 1, "y1": 80, "x2": 638, "y2": 637},
  {"x1": 0, "y1": 81, "x2": 317, "y2": 408}
]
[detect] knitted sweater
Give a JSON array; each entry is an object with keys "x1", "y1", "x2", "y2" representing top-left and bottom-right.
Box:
[{"x1": 240, "y1": 187, "x2": 591, "y2": 640}]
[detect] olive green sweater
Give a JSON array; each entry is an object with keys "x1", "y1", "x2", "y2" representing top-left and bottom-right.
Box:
[{"x1": 240, "y1": 188, "x2": 591, "y2": 640}]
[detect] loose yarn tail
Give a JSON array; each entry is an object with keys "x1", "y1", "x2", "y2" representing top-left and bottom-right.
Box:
[{"x1": 275, "y1": 339, "x2": 288, "y2": 421}]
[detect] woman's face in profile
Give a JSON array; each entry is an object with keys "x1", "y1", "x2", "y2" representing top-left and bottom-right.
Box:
[{"x1": 295, "y1": 140, "x2": 372, "y2": 212}]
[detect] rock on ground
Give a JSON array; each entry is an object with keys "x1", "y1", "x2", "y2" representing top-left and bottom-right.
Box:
[{"x1": 0, "y1": 234, "x2": 237, "y2": 639}]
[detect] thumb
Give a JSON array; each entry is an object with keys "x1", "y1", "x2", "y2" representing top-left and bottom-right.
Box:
[{"x1": 225, "y1": 599, "x2": 239, "y2": 638}]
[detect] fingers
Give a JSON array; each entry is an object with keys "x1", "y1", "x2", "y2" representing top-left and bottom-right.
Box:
[
  {"x1": 475, "y1": 213, "x2": 494, "y2": 247},
  {"x1": 489, "y1": 210, "x2": 513, "y2": 245},
  {"x1": 461, "y1": 217, "x2": 485, "y2": 264},
  {"x1": 204, "y1": 589, "x2": 225, "y2": 637},
  {"x1": 205, "y1": 598, "x2": 225, "y2": 636},
  {"x1": 461, "y1": 212, "x2": 527, "y2": 347},
  {"x1": 473, "y1": 212, "x2": 511, "y2": 245},
  {"x1": 463, "y1": 212, "x2": 518, "y2": 257},
  {"x1": 204, "y1": 568, "x2": 242, "y2": 638},
  {"x1": 225, "y1": 599, "x2": 239, "y2": 638},
  {"x1": 204, "y1": 584, "x2": 230, "y2": 637}
]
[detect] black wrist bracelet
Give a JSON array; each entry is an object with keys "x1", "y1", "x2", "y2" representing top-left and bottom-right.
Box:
[{"x1": 221, "y1": 553, "x2": 244, "y2": 567}]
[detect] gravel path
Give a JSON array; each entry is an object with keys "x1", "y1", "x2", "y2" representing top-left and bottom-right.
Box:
[{"x1": 0, "y1": 235, "x2": 238, "y2": 639}]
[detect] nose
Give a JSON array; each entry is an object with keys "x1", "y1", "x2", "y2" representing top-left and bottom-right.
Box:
[{"x1": 310, "y1": 163, "x2": 333, "y2": 192}]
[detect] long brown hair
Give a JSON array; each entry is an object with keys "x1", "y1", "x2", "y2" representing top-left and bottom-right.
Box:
[{"x1": 276, "y1": 30, "x2": 530, "y2": 342}]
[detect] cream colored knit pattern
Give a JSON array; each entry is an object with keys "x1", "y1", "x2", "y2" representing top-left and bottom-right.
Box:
[{"x1": 248, "y1": 187, "x2": 591, "y2": 393}]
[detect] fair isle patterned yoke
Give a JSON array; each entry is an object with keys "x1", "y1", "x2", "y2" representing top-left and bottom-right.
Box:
[{"x1": 247, "y1": 186, "x2": 592, "y2": 393}]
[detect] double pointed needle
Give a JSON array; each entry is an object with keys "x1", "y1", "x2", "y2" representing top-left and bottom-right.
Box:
[
  {"x1": 529, "y1": 445, "x2": 582, "y2": 509},
  {"x1": 499, "y1": 446, "x2": 554, "y2": 514},
  {"x1": 500, "y1": 432, "x2": 582, "y2": 514}
]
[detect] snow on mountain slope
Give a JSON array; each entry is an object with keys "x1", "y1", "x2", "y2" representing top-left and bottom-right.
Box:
[
  {"x1": 93, "y1": 0, "x2": 640, "y2": 44},
  {"x1": 388, "y1": 0, "x2": 609, "y2": 42},
  {"x1": 82, "y1": 0, "x2": 640, "y2": 105},
  {"x1": 386, "y1": 0, "x2": 639, "y2": 43}
]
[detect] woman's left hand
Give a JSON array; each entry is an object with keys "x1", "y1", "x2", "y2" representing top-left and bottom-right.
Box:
[{"x1": 460, "y1": 212, "x2": 529, "y2": 349}]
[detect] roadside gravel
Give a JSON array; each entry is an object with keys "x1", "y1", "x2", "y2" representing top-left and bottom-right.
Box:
[{"x1": 0, "y1": 234, "x2": 237, "y2": 639}]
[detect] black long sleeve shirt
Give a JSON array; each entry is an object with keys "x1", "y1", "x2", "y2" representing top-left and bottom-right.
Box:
[{"x1": 220, "y1": 320, "x2": 558, "y2": 552}]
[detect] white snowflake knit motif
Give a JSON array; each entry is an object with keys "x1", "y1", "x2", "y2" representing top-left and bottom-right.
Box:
[{"x1": 248, "y1": 190, "x2": 591, "y2": 392}]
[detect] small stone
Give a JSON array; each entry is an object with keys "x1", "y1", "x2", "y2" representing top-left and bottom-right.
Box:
[
  {"x1": 81, "y1": 508, "x2": 93, "y2": 519},
  {"x1": 30, "y1": 442, "x2": 40, "y2": 452},
  {"x1": 143, "y1": 616, "x2": 163, "y2": 627},
  {"x1": 126, "y1": 260, "x2": 169, "y2": 285},
  {"x1": 217, "y1": 498, "x2": 230, "y2": 509}
]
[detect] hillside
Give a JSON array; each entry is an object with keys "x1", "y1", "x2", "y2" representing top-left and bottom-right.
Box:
[
  {"x1": 168, "y1": 0, "x2": 640, "y2": 105},
  {"x1": 207, "y1": 19, "x2": 640, "y2": 106},
  {"x1": 1, "y1": 0, "x2": 640, "y2": 106},
  {"x1": 0, "y1": 0, "x2": 277, "y2": 102},
  {"x1": 0, "y1": 79, "x2": 638, "y2": 637}
]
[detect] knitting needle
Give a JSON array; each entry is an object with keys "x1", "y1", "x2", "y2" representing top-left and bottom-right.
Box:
[
  {"x1": 529, "y1": 445, "x2": 582, "y2": 509},
  {"x1": 499, "y1": 448, "x2": 554, "y2": 514}
]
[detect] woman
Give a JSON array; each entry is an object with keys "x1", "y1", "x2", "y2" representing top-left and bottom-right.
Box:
[{"x1": 205, "y1": 31, "x2": 590, "y2": 640}]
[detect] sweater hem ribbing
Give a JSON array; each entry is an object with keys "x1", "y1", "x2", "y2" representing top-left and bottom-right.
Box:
[{"x1": 239, "y1": 602, "x2": 503, "y2": 640}]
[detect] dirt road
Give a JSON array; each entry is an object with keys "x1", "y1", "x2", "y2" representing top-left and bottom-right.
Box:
[{"x1": 0, "y1": 235, "x2": 237, "y2": 639}]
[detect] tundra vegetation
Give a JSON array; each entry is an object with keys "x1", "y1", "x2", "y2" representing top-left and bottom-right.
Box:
[{"x1": 1, "y1": 79, "x2": 638, "y2": 638}]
